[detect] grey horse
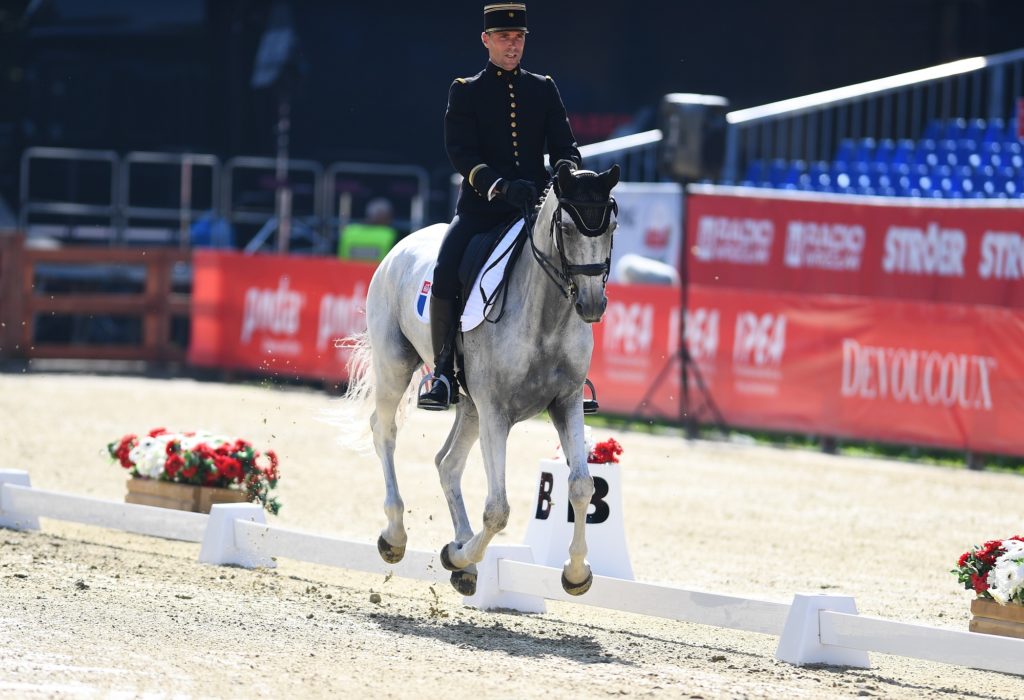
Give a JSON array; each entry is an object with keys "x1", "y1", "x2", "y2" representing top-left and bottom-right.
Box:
[{"x1": 345, "y1": 164, "x2": 620, "y2": 596}]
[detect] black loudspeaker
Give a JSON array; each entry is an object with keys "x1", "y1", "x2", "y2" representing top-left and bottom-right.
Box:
[{"x1": 657, "y1": 93, "x2": 730, "y2": 182}]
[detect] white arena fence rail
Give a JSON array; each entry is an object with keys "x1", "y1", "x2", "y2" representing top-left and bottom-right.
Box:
[{"x1": 2, "y1": 469, "x2": 1023, "y2": 677}]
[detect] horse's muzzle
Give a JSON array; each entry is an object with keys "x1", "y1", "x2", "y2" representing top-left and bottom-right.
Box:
[{"x1": 574, "y1": 294, "x2": 607, "y2": 323}]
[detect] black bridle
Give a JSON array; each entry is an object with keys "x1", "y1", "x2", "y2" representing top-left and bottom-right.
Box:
[{"x1": 526, "y1": 191, "x2": 618, "y2": 301}]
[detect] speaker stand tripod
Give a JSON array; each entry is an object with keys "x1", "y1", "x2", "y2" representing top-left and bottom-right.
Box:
[{"x1": 633, "y1": 338, "x2": 727, "y2": 439}]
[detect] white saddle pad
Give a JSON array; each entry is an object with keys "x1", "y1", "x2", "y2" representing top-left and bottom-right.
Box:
[{"x1": 415, "y1": 219, "x2": 525, "y2": 332}]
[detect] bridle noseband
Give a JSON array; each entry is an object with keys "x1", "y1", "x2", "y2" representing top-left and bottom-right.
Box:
[{"x1": 526, "y1": 189, "x2": 618, "y2": 301}]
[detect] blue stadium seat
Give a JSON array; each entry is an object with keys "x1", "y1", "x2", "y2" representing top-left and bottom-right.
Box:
[
  {"x1": 834, "y1": 138, "x2": 856, "y2": 164},
  {"x1": 743, "y1": 160, "x2": 765, "y2": 185},
  {"x1": 873, "y1": 138, "x2": 895, "y2": 165},
  {"x1": 957, "y1": 168, "x2": 981, "y2": 198},
  {"x1": 943, "y1": 118, "x2": 967, "y2": 141},
  {"x1": 1001, "y1": 141, "x2": 1023, "y2": 170},
  {"x1": 994, "y1": 167, "x2": 1017, "y2": 197},
  {"x1": 983, "y1": 118, "x2": 1006, "y2": 144},
  {"x1": 937, "y1": 139, "x2": 960, "y2": 167},
  {"x1": 891, "y1": 139, "x2": 915, "y2": 166},
  {"x1": 923, "y1": 119, "x2": 943, "y2": 140},
  {"x1": 914, "y1": 139, "x2": 938, "y2": 167},
  {"x1": 854, "y1": 138, "x2": 876, "y2": 163},
  {"x1": 782, "y1": 160, "x2": 806, "y2": 189},
  {"x1": 981, "y1": 141, "x2": 1002, "y2": 168},
  {"x1": 955, "y1": 139, "x2": 980, "y2": 168},
  {"x1": 964, "y1": 119, "x2": 985, "y2": 143},
  {"x1": 766, "y1": 159, "x2": 787, "y2": 186},
  {"x1": 807, "y1": 161, "x2": 833, "y2": 191}
]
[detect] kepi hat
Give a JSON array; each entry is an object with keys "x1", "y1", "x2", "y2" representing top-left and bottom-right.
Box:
[{"x1": 484, "y1": 3, "x2": 528, "y2": 33}]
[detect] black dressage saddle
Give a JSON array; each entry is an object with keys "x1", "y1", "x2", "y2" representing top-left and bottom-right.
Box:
[{"x1": 447, "y1": 214, "x2": 599, "y2": 414}]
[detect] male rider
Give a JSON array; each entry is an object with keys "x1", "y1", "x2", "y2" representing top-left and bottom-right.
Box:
[{"x1": 418, "y1": 2, "x2": 582, "y2": 410}]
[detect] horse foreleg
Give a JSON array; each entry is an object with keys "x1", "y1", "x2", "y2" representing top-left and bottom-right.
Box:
[
  {"x1": 550, "y1": 396, "x2": 594, "y2": 595},
  {"x1": 443, "y1": 412, "x2": 510, "y2": 573},
  {"x1": 436, "y1": 400, "x2": 479, "y2": 556}
]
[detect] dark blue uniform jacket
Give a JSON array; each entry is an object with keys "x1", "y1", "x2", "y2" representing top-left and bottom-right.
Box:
[{"x1": 446, "y1": 61, "x2": 582, "y2": 216}]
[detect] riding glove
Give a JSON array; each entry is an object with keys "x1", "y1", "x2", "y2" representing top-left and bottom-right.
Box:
[{"x1": 498, "y1": 179, "x2": 538, "y2": 210}]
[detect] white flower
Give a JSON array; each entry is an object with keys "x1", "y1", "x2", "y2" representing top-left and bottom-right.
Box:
[
  {"x1": 129, "y1": 435, "x2": 170, "y2": 479},
  {"x1": 986, "y1": 543, "x2": 1024, "y2": 605}
]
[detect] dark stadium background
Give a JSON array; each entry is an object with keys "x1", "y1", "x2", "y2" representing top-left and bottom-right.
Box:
[{"x1": 1, "y1": 0, "x2": 1023, "y2": 218}]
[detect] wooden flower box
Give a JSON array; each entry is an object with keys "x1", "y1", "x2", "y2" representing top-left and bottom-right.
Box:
[
  {"x1": 125, "y1": 477, "x2": 250, "y2": 514},
  {"x1": 969, "y1": 598, "x2": 1024, "y2": 639}
]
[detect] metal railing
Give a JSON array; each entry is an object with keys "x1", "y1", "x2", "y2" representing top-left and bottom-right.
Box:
[
  {"x1": 723, "y1": 47, "x2": 1024, "y2": 183},
  {"x1": 579, "y1": 129, "x2": 662, "y2": 182},
  {"x1": 18, "y1": 147, "x2": 120, "y2": 241},
  {"x1": 17, "y1": 148, "x2": 431, "y2": 252},
  {"x1": 121, "y1": 151, "x2": 221, "y2": 248},
  {"x1": 223, "y1": 156, "x2": 325, "y2": 253}
]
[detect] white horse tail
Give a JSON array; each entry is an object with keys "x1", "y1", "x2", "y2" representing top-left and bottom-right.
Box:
[
  {"x1": 343, "y1": 330, "x2": 375, "y2": 406},
  {"x1": 321, "y1": 331, "x2": 376, "y2": 455}
]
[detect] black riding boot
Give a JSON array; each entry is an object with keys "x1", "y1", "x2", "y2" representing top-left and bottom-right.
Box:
[{"x1": 417, "y1": 295, "x2": 460, "y2": 411}]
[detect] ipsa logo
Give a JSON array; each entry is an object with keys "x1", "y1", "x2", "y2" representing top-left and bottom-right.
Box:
[
  {"x1": 733, "y1": 312, "x2": 786, "y2": 368},
  {"x1": 684, "y1": 308, "x2": 720, "y2": 361},
  {"x1": 603, "y1": 301, "x2": 654, "y2": 355}
]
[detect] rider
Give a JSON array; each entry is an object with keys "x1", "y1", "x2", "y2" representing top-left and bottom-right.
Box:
[{"x1": 418, "y1": 1, "x2": 583, "y2": 411}]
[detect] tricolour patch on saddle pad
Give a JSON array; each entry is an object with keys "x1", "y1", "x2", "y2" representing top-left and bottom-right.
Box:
[{"x1": 415, "y1": 218, "x2": 525, "y2": 331}]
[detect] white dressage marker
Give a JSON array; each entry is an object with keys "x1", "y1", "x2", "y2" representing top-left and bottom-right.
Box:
[
  {"x1": 0, "y1": 469, "x2": 39, "y2": 531},
  {"x1": 199, "y1": 503, "x2": 275, "y2": 569},
  {"x1": 775, "y1": 594, "x2": 871, "y2": 668},
  {"x1": 523, "y1": 458, "x2": 633, "y2": 580}
]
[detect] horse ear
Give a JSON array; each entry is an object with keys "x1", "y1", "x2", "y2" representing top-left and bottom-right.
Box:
[
  {"x1": 556, "y1": 162, "x2": 574, "y2": 193},
  {"x1": 600, "y1": 164, "x2": 620, "y2": 191}
]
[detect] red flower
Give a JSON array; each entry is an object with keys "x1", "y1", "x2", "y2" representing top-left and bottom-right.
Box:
[
  {"x1": 114, "y1": 435, "x2": 137, "y2": 469},
  {"x1": 217, "y1": 457, "x2": 244, "y2": 481},
  {"x1": 976, "y1": 540, "x2": 1004, "y2": 566},
  {"x1": 148, "y1": 427, "x2": 168, "y2": 438},
  {"x1": 165, "y1": 454, "x2": 184, "y2": 477},
  {"x1": 180, "y1": 465, "x2": 198, "y2": 480},
  {"x1": 971, "y1": 573, "x2": 990, "y2": 593},
  {"x1": 589, "y1": 438, "x2": 623, "y2": 464}
]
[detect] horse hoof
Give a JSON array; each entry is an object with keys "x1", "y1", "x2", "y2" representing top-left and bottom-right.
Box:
[
  {"x1": 450, "y1": 569, "x2": 477, "y2": 596},
  {"x1": 439, "y1": 543, "x2": 460, "y2": 572},
  {"x1": 377, "y1": 535, "x2": 405, "y2": 564},
  {"x1": 561, "y1": 569, "x2": 593, "y2": 596}
]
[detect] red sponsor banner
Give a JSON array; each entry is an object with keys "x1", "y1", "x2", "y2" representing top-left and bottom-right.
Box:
[
  {"x1": 186, "y1": 244, "x2": 1024, "y2": 455},
  {"x1": 587, "y1": 282, "x2": 1024, "y2": 455},
  {"x1": 189, "y1": 251, "x2": 374, "y2": 381},
  {"x1": 686, "y1": 191, "x2": 1024, "y2": 307}
]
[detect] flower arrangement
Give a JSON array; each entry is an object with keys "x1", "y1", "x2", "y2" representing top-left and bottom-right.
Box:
[
  {"x1": 953, "y1": 536, "x2": 1024, "y2": 605},
  {"x1": 554, "y1": 427, "x2": 623, "y2": 464},
  {"x1": 108, "y1": 428, "x2": 281, "y2": 515}
]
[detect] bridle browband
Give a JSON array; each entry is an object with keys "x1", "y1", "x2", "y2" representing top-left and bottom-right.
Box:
[{"x1": 526, "y1": 184, "x2": 618, "y2": 301}]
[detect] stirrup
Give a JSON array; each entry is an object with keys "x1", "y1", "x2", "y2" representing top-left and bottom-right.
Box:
[
  {"x1": 417, "y1": 372, "x2": 457, "y2": 411},
  {"x1": 583, "y1": 378, "x2": 599, "y2": 415}
]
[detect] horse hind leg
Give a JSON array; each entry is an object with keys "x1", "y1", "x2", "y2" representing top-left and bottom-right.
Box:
[
  {"x1": 371, "y1": 335, "x2": 420, "y2": 564},
  {"x1": 434, "y1": 400, "x2": 480, "y2": 595}
]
